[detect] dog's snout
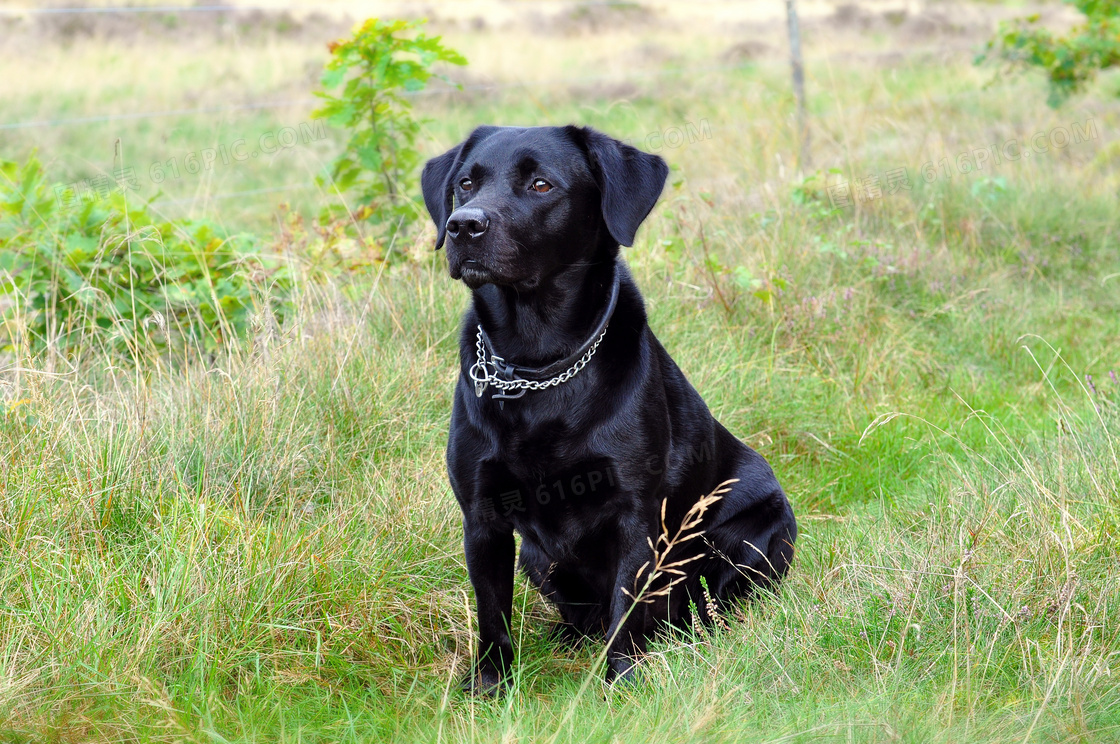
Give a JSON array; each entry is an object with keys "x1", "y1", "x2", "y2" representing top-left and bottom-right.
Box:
[{"x1": 446, "y1": 207, "x2": 490, "y2": 242}]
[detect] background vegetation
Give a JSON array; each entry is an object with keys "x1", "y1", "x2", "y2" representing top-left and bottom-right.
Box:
[{"x1": 1, "y1": 1, "x2": 1118, "y2": 741}]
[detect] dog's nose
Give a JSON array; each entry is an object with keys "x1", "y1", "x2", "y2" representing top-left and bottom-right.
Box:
[{"x1": 445, "y1": 207, "x2": 489, "y2": 242}]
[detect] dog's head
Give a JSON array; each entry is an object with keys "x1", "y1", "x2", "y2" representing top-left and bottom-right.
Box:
[{"x1": 421, "y1": 126, "x2": 669, "y2": 290}]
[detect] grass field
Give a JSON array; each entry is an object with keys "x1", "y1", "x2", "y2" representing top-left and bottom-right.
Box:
[{"x1": 2, "y1": 1, "x2": 1120, "y2": 741}]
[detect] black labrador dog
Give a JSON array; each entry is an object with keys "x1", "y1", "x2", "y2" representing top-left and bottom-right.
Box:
[{"x1": 421, "y1": 125, "x2": 796, "y2": 694}]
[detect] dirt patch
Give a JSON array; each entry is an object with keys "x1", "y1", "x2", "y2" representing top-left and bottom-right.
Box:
[
  {"x1": 2, "y1": 5, "x2": 354, "y2": 46},
  {"x1": 722, "y1": 40, "x2": 773, "y2": 64},
  {"x1": 536, "y1": 2, "x2": 659, "y2": 36},
  {"x1": 830, "y1": 3, "x2": 880, "y2": 32},
  {"x1": 820, "y1": 2, "x2": 1003, "y2": 42},
  {"x1": 897, "y1": 8, "x2": 973, "y2": 39},
  {"x1": 630, "y1": 41, "x2": 675, "y2": 66}
]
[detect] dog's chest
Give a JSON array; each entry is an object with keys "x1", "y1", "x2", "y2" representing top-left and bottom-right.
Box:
[
  {"x1": 478, "y1": 443, "x2": 626, "y2": 554},
  {"x1": 454, "y1": 387, "x2": 639, "y2": 552},
  {"x1": 488, "y1": 455, "x2": 619, "y2": 516}
]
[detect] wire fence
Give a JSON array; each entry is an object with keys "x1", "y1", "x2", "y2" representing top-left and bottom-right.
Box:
[
  {"x1": 4, "y1": 44, "x2": 990, "y2": 133},
  {"x1": 2, "y1": 5, "x2": 305, "y2": 13},
  {"x1": 149, "y1": 183, "x2": 317, "y2": 206},
  {"x1": 3, "y1": 61, "x2": 778, "y2": 131},
  {"x1": 4, "y1": 1, "x2": 1098, "y2": 213},
  {"x1": 1, "y1": 100, "x2": 320, "y2": 131},
  {"x1": 48, "y1": 79, "x2": 1089, "y2": 216},
  {"x1": 3, "y1": 0, "x2": 666, "y2": 16}
]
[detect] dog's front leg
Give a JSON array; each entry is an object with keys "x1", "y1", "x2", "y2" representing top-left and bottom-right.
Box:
[
  {"x1": 462, "y1": 520, "x2": 515, "y2": 696},
  {"x1": 603, "y1": 532, "x2": 655, "y2": 685}
]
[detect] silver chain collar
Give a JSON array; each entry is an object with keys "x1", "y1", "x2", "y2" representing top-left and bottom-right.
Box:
[{"x1": 469, "y1": 323, "x2": 609, "y2": 400}]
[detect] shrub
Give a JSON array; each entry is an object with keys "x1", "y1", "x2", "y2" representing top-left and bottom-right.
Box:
[
  {"x1": 979, "y1": 0, "x2": 1120, "y2": 107},
  {"x1": 0, "y1": 153, "x2": 290, "y2": 359},
  {"x1": 311, "y1": 18, "x2": 466, "y2": 246}
]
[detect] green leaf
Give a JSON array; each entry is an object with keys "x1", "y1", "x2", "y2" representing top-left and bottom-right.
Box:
[{"x1": 311, "y1": 15, "x2": 467, "y2": 242}]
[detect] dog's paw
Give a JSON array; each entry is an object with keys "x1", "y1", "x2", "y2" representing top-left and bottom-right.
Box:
[
  {"x1": 603, "y1": 656, "x2": 640, "y2": 688},
  {"x1": 460, "y1": 665, "x2": 508, "y2": 698}
]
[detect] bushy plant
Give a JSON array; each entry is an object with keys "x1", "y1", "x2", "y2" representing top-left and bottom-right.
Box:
[
  {"x1": 312, "y1": 18, "x2": 466, "y2": 240},
  {"x1": 0, "y1": 153, "x2": 290, "y2": 359},
  {"x1": 979, "y1": 0, "x2": 1120, "y2": 107}
]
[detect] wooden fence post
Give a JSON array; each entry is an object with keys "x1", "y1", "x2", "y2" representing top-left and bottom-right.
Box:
[{"x1": 786, "y1": 0, "x2": 811, "y2": 171}]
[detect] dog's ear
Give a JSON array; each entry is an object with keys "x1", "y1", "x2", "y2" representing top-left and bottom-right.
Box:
[
  {"x1": 569, "y1": 126, "x2": 670, "y2": 247},
  {"x1": 421, "y1": 126, "x2": 501, "y2": 250}
]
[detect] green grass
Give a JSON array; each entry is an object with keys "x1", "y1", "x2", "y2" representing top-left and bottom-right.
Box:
[{"x1": 2, "y1": 3, "x2": 1120, "y2": 742}]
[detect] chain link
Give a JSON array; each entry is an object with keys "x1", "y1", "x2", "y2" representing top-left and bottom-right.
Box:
[{"x1": 470, "y1": 323, "x2": 608, "y2": 397}]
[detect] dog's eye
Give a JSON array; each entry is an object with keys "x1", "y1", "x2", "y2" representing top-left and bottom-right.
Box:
[
  {"x1": 531, "y1": 179, "x2": 552, "y2": 193},
  {"x1": 459, "y1": 178, "x2": 473, "y2": 191}
]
